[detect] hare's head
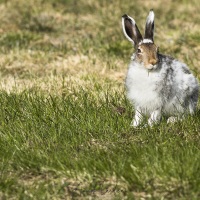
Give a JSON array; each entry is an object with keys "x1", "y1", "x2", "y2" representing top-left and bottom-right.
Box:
[{"x1": 122, "y1": 10, "x2": 159, "y2": 70}]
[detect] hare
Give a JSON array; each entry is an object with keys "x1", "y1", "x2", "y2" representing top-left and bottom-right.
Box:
[{"x1": 122, "y1": 10, "x2": 199, "y2": 127}]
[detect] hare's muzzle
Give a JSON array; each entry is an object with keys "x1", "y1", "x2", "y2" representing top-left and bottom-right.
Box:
[
  {"x1": 145, "y1": 57, "x2": 158, "y2": 70},
  {"x1": 149, "y1": 58, "x2": 158, "y2": 65}
]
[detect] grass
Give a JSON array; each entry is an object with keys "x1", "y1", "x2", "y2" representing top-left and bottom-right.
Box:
[
  {"x1": 0, "y1": 0, "x2": 200, "y2": 199},
  {"x1": 1, "y1": 87, "x2": 200, "y2": 199},
  {"x1": 0, "y1": 87, "x2": 200, "y2": 199}
]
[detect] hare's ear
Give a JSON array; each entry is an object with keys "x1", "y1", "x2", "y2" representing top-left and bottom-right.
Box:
[
  {"x1": 144, "y1": 10, "x2": 155, "y2": 42},
  {"x1": 122, "y1": 14, "x2": 143, "y2": 47}
]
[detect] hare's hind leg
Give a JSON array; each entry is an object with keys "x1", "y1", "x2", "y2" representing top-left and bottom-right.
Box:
[
  {"x1": 167, "y1": 102, "x2": 197, "y2": 124},
  {"x1": 167, "y1": 116, "x2": 179, "y2": 124}
]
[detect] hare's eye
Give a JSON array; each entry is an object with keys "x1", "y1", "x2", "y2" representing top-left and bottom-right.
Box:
[{"x1": 137, "y1": 48, "x2": 142, "y2": 53}]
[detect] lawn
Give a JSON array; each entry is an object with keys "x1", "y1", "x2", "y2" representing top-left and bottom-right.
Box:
[{"x1": 0, "y1": 0, "x2": 200, "y2": 199}]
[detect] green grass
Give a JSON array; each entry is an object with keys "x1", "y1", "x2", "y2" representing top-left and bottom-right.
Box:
[
  {"x1": 0, "y1": 86, "x2": 200, "y2": 199},
  {"x1": 0, "y1": 0, "x2": 200, "y2": 199}
]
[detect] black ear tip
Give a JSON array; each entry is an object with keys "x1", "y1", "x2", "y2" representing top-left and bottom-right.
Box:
[
  {"x1": 150, "y1": 9, "x2": 154, "y2": 11},
  {"x1": 122, "y1": 14, "x2": 128, "y2": 18}
]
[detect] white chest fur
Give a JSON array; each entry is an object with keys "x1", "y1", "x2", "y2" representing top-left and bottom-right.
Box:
[{"x1": 125, "y1": 62, "x2": 162, "y2": 113}]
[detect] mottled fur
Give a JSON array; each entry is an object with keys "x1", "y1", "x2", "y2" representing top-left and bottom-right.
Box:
[{"x1": 122, "y1": 11, "x2": 199, "y2": 127}]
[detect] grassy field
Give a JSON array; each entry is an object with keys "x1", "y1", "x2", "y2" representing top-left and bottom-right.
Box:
[{"x1": 0, "y1": 0, "x2": 200, "y2": 199}]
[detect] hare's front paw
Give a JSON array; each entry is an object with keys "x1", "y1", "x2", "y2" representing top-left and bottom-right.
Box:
[
  {"x1": 130, "y1": 119, "x2": 140, "y2": 127},
  {"x1": 131, "y1": 108, "x2": 143, "y2": 127},
  {"x1": 148, "y1": 110, "x2": 161, "y2": 126}
]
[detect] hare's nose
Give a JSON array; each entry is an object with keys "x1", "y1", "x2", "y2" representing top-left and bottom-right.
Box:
[{"x1": 149, "y1": 59, "x2": 158, "y2": 65}]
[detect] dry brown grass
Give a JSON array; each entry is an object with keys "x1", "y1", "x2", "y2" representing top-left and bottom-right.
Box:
[{"x1": 0, "y1": 0, "x2": 199, "y2": 94}]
